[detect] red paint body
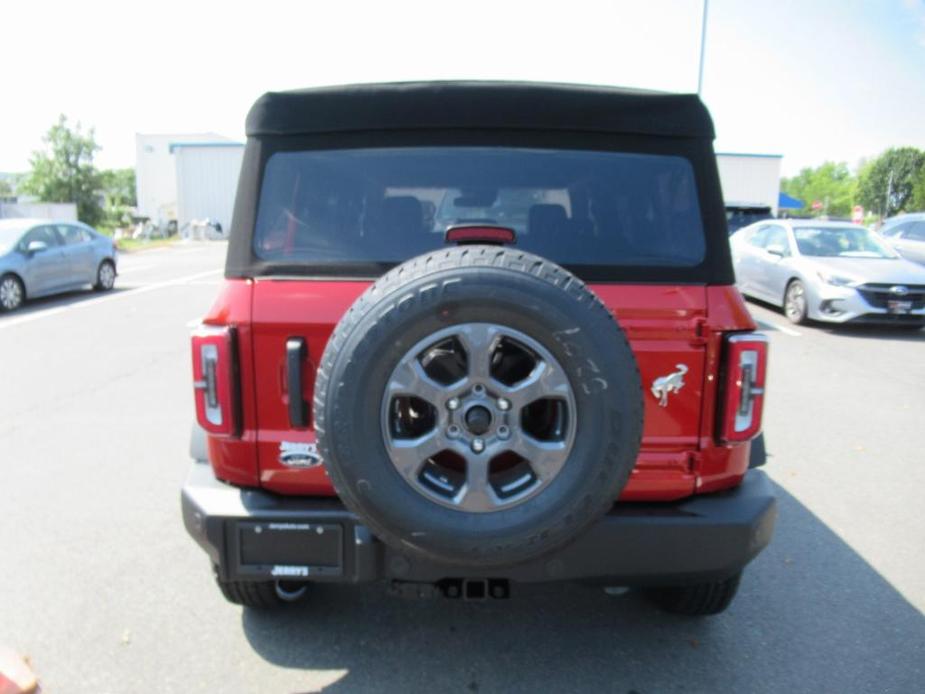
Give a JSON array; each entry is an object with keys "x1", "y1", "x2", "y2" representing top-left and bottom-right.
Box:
[{"x1": 201, "y1": 279, "x2": 758, "y2": 501}]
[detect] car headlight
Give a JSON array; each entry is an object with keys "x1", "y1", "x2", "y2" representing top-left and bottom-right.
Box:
[{"x1": 817, "y1": 272, "x2": 857, "y2": 287}]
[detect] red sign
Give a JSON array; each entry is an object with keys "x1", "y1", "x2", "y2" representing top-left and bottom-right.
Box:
[
  {"x1": 811, "y1": 200, "x2": 823, "y2": 210},
  {"x1": 852, "y1": 205, "x2": 864, "y2": 224}
]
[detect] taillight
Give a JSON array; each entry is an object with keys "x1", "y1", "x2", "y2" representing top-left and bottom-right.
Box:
[
  {"x1": 191, "y1": 325, "x2": 238, "y2": 436},
  {"x1": 719, "y1": 332, "x2": 768, "y2": 442}
]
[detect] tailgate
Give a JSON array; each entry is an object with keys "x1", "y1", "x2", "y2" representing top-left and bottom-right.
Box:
[{"x1": 250, "y1": 280, "x2": 705, "y2": 500}]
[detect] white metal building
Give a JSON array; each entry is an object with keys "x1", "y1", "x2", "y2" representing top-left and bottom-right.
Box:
[
  {"x1": 135, "y1": 133, "x2": 244, "y2": 231},
  {"x1": 716, "y1": 152, "x2": 783, "y2": 215},
  {"x1": 173, "y1": 143, "x2": 245, "y2": 232}
]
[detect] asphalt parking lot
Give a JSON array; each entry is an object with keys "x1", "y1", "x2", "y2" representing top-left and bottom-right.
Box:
[{"x1": 1, "y1": 242, "x2": 923, "y2": 693}]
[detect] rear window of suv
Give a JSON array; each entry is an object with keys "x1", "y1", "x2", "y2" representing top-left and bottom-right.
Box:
[{"x1": 253, "y1": 147, "x2": 705, "y2": 270}]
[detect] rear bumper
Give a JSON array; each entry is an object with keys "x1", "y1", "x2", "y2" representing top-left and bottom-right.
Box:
[{"x1": 182, "y1": 461, "x2": 777, "y2": 586}]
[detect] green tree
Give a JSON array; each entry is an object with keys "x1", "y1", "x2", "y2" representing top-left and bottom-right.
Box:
[
  {"x1": 0, "y1": 178, "x2": 12, "y2": 197},
  {"x1": 857, "y1": 147, "x2": 925, "y2": 217},
  {"x1": 909, "y1": 166, "x2": 925, "y2": 212},
  {"x1": 99, "y1": 168, "x2": 136, "y2": 228},
  {"x1": 99, "y1": 168, "x2": 135, "y2": 207},
  {"x1": 781, "y1": 161, "x2": 856, "y2": 217},
  {"x1": 20, "y1": 115, "x2": 102, "y2": 225}
]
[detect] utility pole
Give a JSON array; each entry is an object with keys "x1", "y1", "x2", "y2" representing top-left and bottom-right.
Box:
[
  {"x1": 697, "y1": 0, "x2": 709, "y2": 95},
  {"x1": 884, "y1": 170, "x2": 894, "y2": 219}
]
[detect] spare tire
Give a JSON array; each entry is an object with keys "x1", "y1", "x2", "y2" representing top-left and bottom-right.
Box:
[{"x1": 314, "y1": 246, "x2": 642, "y2": 567}]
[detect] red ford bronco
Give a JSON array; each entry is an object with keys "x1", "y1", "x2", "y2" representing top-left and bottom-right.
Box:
[{"x1": 182, "y1": 82, "x2": 775, "y2": 615}]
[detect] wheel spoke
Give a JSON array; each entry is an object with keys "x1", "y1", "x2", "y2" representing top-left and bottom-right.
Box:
[
  {"x1": 502, "y1": 360, "x2": 571, "y2": 409},
  {"x1": 508, "y1": 431, "x2": 569, "y2": 481},
  {"x1": 386, "y1": 357, "x2": 453, "y2": 408},
  {"x1": 455, "y1": 458, "x2": 495, "y2": 512},
  {"x1": 388, "y1": 429, "x2": 445, "y2": 480},
  {"x1": 455, "y1": 323, "x2": 499, "y2": 381}
]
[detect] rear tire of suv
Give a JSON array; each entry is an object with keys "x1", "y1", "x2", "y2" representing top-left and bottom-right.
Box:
[
  {"x1": 315, "y1": 245, "x2": 644, "y2": 569},
  {"x1": 216, "y1": 576, "x2": 309, "y2": 609},
  {"x1": 644, "y1": 572, "x2": 742, "y2": 616}
]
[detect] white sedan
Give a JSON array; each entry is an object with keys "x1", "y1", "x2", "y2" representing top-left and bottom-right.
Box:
[{"x1": 730, "y1": 220, "x2": 925, "y2": 328}]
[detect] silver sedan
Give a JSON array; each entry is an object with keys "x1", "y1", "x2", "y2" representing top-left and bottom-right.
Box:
[
  {"x1": 731, "y1": 220, "x2": 925, "y2": 327},
  {"x1": 878, "y1": 213, "x2": 925, "y2": 265},
  {"x1": 0, "y1": 218, "x2": 118, "y2": 312}
]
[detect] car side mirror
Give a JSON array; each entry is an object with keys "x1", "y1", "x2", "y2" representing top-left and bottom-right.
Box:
[
  {"x1": 766, "y1": 244, "x2": 786, "y2": 257},
  {"x1": 27, "y1": 240, "x2": 48, "y2": 254}
]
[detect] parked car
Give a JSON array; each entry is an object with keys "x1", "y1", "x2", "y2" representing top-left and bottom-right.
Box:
[
  {"x1": 182, "y1": 82, "x2": 775, "y2": 616},
  {"x1": 731, "y1": 219, "x2": 925, "y2": 327},
  {"x1": 0, "y1": 218, "x2": 117, "y2": 312},
  {"x1": 725, "y1": 203, "x2": 773, "y2": 234},
  {"x1": 878, "y1": 212, "x2": 925, "y2": 265}
]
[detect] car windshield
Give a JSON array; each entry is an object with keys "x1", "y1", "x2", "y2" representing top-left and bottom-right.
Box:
[
  {"x1": 793, "y1": 226, "x2": 897, "y2": 259},
  {"x1": 0, "y1": 224, "x2": 29, "y2": 254},
  {"x1": 253, "y1": 147, "x2": 706, "y2": 270}
]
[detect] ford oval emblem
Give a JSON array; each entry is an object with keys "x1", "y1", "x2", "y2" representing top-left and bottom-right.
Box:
[{"x1": 279, "y1": 441, "x2": 323, "y2": 468}]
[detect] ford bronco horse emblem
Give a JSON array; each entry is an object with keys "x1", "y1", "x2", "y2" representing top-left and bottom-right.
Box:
[{"x1": 651, "y1": 364, "x2": 689, "y2": 407}]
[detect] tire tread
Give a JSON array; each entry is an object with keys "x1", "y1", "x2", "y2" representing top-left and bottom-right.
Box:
[
  {"x1": 647, "y1": 573, "x2": 742, "y2": 616},
  {"x1": 216, "y1": 578, "x2": 282, "y2": 609}
]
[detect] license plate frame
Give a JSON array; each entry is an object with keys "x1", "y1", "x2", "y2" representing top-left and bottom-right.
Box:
[
  {"x1": 887, "y1": 299, "x2": 913, "y2": 314},
  {"x1": 235, "y1": 521, "x2": 344, "y2": 579}
]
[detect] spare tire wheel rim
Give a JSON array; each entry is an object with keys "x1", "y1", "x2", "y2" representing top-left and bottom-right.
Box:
[{"x1": 381, "y1": 322, "x2": 577, "y2": 513}]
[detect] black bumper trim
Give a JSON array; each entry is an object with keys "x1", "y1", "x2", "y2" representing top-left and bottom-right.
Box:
[{"x1": 182, "y1": 462, "x2": 777, "y2": 585}]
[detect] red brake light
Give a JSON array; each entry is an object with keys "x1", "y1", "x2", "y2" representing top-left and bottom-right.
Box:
[
  {"x1": 445, "y1": 225, "x2": 516, "y2": 245},
  {"x1": 191, "y1": 325, "x2": 238, "y2": 436},
  {"x1": 719, "y1": 332, "x2": 768, "y2": 443}
]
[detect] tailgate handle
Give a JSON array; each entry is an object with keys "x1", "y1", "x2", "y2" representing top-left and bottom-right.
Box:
[{"x1": 286, "y1": 337, "x2": 309, "y2": 428}]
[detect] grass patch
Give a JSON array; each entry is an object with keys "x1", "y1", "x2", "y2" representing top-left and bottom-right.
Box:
[{"x1": 115, "y1": 237, "x2": 179, "y2": 253}]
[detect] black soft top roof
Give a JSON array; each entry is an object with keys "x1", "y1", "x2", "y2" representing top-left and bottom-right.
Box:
[{"x1": 245, "y1": 81, "x2": 715, "y2": 139}]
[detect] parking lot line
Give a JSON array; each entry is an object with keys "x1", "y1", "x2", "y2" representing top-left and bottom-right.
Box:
[
  {"x1": 118, "y1": 262, "x2": 158, "y2": 272},
  {"x1": 755, "y1": 319, "x2": 802, "y2": 337},
  {"x1": 0, "y1": 269, "x2": 221, "y2": 332}
]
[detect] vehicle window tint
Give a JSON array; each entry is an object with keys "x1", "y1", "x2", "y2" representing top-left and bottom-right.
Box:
[
  {"x1": 906, "y1": 222, "x2": 925, "y2": 242},
  {"x1": 58, "y1": 225, "x2": 89, "y2": 245},
  {"x1": 880, "y1": 222, "x2": 910, "y2": 238},
  {"x1": 20, "y1": 226, "x2": 61, "y2": 250},
  {"x1": 253, "y1": 147, "x2": 706, "y2": 269},
  {"x1": 764, "y1": 227, "x2": 789, "y2": 255},
  {"x1": 793, "y1": 226, "x2": 895, "y2": 258},
  {"x1": 747, "y1": 225, "x2": 770, "y2": 248}
]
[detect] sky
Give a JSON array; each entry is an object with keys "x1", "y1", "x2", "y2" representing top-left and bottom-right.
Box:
[{"x1": 2, "y1": 0, "x2": 924, "y2": 177}]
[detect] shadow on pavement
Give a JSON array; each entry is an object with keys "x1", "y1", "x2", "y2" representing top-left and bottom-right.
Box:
[
  {"x1": 241, "y1": 484, "x2": 924, "y2": 693},
  {"x1": 814, "y1": 323, "x2": 925, "y2": 341}
]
